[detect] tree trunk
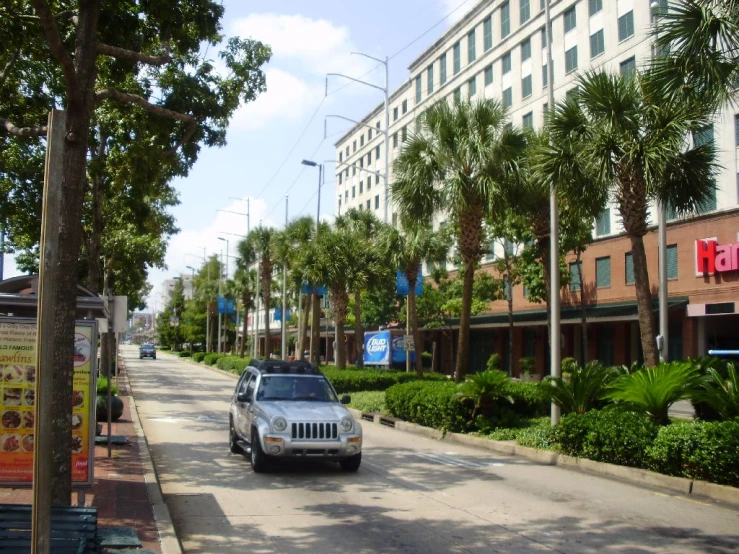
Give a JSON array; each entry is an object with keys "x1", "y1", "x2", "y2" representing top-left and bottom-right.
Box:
[
  {"x1": 507, "y1": 276, "x2": 514, "y2": 376},
  {"x1": 577, "y1": 250, "x2": 588, "y2": 364},
  {"x1": 539, "y1": 236, "x2": 552, "y2": 351},
  {"x1": 262, "y1": 267, "x2": 271, "y2": 358},
  {"x1": 332, "y1": 289, "x2": 349, "y2": 369},
  {"x1": 239, "y1": 292, "x2": 250, "y2": 358},
  {"x1": 409, "y1": 285, "x2": 423, "y2": 376},
  {"x1": 208, "y1": 305, "x2": 215, "y2": 353},
  {"x1": 310, "y1": 292, "x2": 320, "y2": 364},
  {"x1": 353, "y1": 289, "x2": 363, "y2": 368},
  {"x1": 629, "y1": 234, "x2": 658, "y2": 366},
  {"x1": 86, "y1": 128, "x2": 106, "y2": 293},
  {"x1": 454, "y1": 259, "x2": 476, "y2": 383},
  {"x1": 298, "y1": 294, "x2": 308, "y2": 360}
]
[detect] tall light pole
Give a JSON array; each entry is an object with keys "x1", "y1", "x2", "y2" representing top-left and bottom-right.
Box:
[
  {"x1": 328, "y1": 52, "x2": 389, "y2": 223},
  {"x1": 218, "y1": 237, "x2": 229, "y2": 353},
  {"x1": 651, "y1": 0, "x2": 668, "y2": 362},
  {"x1": 302, "y1": 159, "x2": 323, "y2": 364},
  {"x1": 282, "y1": 195, "x2": 288, "y2": 360},
  {"x1": 544, "y1": 0, "x2": 561, "y2": 426}
]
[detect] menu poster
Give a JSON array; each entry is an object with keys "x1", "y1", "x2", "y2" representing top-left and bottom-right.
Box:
[{"x1": 0, "y1": 318, "x2": 97, "y2": 487}]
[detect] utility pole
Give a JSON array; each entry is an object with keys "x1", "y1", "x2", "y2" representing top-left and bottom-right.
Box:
[
  {"x1": 282, "y1": 195, "x2": 288, "y2": 360},
  {"x1": 218, "y1": 249, "x2": 223, "y2": 354},
  {"x1": 545, "y1": 0, "x2": 561, "y2": 426},
  {"x1": 301, "y1": 159, "x2": 323, "y2": 365}
]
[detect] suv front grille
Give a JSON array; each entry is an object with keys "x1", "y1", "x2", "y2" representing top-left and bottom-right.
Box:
[{"x1": 291, "y1": 422, "x2": 338, "y2": 440}]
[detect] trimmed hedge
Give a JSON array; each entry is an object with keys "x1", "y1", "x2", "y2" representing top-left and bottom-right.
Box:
[
  {"x1": 178, "y1": 351, "x2": 191, "y2": 358},
  {"x1": 504, "y1": 381, "x2": 549, "y2": 418},
  {"x1": 385, "y1": 381, "x2": 474, "y2": 433},
  {"x1": 347, "y1": 391, "x2": 386, "y2": 413},
  {"x1": 553, "y1": 409, "x2": 659, "y2": 468},
  {"x1": 192, "y1": 352, "x2": 207, "y2": 363},
  {"x1": 203, "y1": 353, "x2": 222, "y2": 366},
  {"x1": 322, "y1": 368, "x2": 446, "y2": 394},
  {"x1": 216, "y1": 356, "x2": 250, "y2": 375}
]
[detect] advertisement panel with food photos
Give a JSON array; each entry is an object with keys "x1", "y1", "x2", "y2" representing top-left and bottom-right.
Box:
[{"x1": 0, "y1": 318, "x2": 97, "y2": 487}]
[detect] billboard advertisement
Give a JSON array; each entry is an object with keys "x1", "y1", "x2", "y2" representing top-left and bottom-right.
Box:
[
  {"x1": 391, "y1": 334, "x2": 416, "y2": 364},
  {"x1": 363, "y1": 330, "x2": 415, "y2": 366},
  {"x1": 0, "y1": 318, "x2": 97, "y2": 487}
]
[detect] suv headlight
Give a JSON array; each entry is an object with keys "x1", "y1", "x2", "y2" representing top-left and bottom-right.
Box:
[
  {"x1": 340, "y1": 417, "x2": 353, "y2": 433},
  {"x1": 272, "y1": 417, "x2": 288, "y2": 432}
]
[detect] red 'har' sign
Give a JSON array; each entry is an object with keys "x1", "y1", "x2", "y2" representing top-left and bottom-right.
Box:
[{"x1": 696, "y1": 239, "x2": 739, "y2": 274}]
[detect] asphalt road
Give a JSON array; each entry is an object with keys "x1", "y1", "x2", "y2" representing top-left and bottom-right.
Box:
[{"x1": 122, "y1": 346, "x2": 739, "y2": 554}]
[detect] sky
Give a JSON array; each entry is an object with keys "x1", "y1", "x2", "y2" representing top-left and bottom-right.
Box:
[{"x1": 2, "y1": 0, "x2": 474, "y2": 311}]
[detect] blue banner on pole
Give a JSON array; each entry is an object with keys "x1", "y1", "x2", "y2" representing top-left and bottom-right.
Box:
[
  {"x1": 217, "y1": 296, "x2": 235, "y2": 314},
  {"x1": 396, "y1": 267, "x2": 423, "y2": 296},
  {"x1": 300, "y1": 282, "x2": 328, "y2": 296},
  {"x1": 274, "y1": 307, "x2": 291, "y2": 322},
  {"x1": 363, "y1": 331, "x2": 391, "y2": 366}
]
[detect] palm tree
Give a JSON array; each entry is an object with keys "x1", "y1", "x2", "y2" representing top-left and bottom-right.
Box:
[
  {"x1": 381, "y1": 224, "x2": 451, "y2": 375},
  {"x1": 541, "y1": 70, "x2": 717, "y2": 366},
  {"x1": 193, "y1": 255, "x2": 221, "y2": 353},
  {"x1": 651, "y1": 0, "x2": 739, "y2": 110},
  {"x1": 281, "y1": 216, "x2": 316, "y2": 359},
  {"x1": 335, "y1": 208, "x2": 388, "y2": 367},
  {"x1": 392, "y1": 98, "x2": 526, "y2": 382},
  {"x1": 231, "y1": 265, "x2": 257, "y2": 357},
  {"x1": 246, "y1": 227, "x2": 276, "y2": 357}
]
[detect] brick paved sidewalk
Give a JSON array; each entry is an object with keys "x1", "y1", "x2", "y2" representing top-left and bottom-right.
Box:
[{"x1": 0, "y1": 362, "x2": 163, "y2": 553}]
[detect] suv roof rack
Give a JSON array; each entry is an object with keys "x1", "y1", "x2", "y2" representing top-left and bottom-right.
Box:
[{"x1": 248, "y1": 359, "x2": 322, "y2": 375}]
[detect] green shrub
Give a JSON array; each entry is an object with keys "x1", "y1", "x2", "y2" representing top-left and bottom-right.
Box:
[
  {"x1": 520, "y1": 357, "x2": 536, "y2": 375},
  {"x1": 553, "y1": 408, "x2": 658, "y2": 467},
  {"x1": 543, "y1": 360, "x2": 618, "y2": 415},
  {"x1": 421, "y1": 351, "x2": 433, "y2": 368},
  {"x1": 348, "y1": 391, "x2": 386, "y2": 413},
  {"x1": 690, "y1": 362, "x2": 739, "y2": 421},
  {"x1": 178, "y1": 351, "x2": 191, "y2": 358},
  {"x1": 97, "y1": 376, "x2": 120, "y2": 396},
  {"x1": 385, "y1": 381, "x2": 474, "y2": 433},
  {"x1": 322, "y1": 368, "x2": 445, "y2": 393},
  {"x1": 516, "y1": 418, "x2": 556, "y2": 450},
  {"x1": 216, "y1": 356, "x2": 250, "y2": 375},
  {"x1": 504, "y1": 380, "x2": 549, "y2": 417},
  {"x1": 455, "y1": 370, "x2": 511, "y2": 418},
  {"x1": 203, "y1": 353, "x2": 222, "y2": 366},
  {"x1": 646, "y1": 420, "x2": 705, "y2": 478},
  {"x1": 192, "y1": 352, "x2": 207, "y2": 363},
  {"x1": 486, "y1": 353, "x2": 502, "y2": 371}
]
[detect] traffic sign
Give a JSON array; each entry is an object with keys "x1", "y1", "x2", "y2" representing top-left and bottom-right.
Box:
[{"x1": 403, "y1": 335, "x2": 415, "y2": 352}]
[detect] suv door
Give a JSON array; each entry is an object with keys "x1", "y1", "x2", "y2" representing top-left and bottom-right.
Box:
[
  {"x1": 233, "y1": 372, "x2": 254, "y2": 437},
  {"x1": 242, "y1": 374, "x2": 258, "y2": 435}
]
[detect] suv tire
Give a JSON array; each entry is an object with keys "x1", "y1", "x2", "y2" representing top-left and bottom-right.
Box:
[
  {"x1": 340, "y1": 453, "x2": 361, "y2": 472},
  {"x1": 250, "y1": 429, "x2": 269, "y2": 473},
  {"x1": 229, "y1": 418, "x2": 242, "y2": 454}
]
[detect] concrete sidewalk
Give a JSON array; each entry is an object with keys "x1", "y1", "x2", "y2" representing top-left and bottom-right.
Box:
[{"x1": 0, "y1": 360, "x2": 177, "y2": 553}]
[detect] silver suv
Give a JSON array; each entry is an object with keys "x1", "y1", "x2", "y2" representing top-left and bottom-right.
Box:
[{"x1": 228, "y1": 360, "x2": 362, "y2": 472}]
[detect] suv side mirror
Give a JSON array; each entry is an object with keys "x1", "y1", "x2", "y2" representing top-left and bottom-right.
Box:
[
  {"x1": 340, "y1": 395, "x2": 351, "y2": 405},
  {"x1": 237, "y1": 391, "x2": 253, "y2": 403}
]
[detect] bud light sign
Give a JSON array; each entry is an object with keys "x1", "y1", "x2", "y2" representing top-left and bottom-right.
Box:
[{"x1": 364, "y1": 331, "x2": 391, "y2": 366}]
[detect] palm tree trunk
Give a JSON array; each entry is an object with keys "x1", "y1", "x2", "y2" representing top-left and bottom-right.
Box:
[
  {"x1": 239, "y1": 293, "x2": 249, "y2": 358},
  {"x1": 353, "y1": 289, "x2": 363, "y2": 368},
  {"x1": 310, "y1": 292, "x2": 320, "y2": 364},
  {"x1": 298, "y1": 294, "x2": 308, "y2": 360},
  {"x1": 332, "y1": 290, "x2": 349, "y2": 369},
  {"x1": 507, "y1": 276, "x2": 514, "y2": 375},
  {"x1": 409, "y1": 285, "x2": 423, "y2": 376},
  {"x1": 262, "y1": 269, "x2": 271, "y2": 358},
  {"x1": 539, "y1": 237, "x2": 552, "y2": 351},
  {"x1": 208, "y1": 306, "x2": 215, "y2": 353},
  {"x1": 576, "y1": 250, "x2": 588, "y2": 364},
  {"x1": 629, "y1": 234, "x2": 658, "y2": 366},
  {"x1": 454, "y1": 259, "x2": 476, "y2": 382}
]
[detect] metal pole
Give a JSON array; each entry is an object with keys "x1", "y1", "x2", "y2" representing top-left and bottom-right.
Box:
[
  {"x1": 0, "y1": 226, "x2": 4, "y2": 281},
  {"x1": 255, "y1": 253, "x2": 260, "y2": 358},
  {"x1": 218, "y1": 250, "x2": 223, "y2": 354},
  {"x1": 205, "y1": 249, "x2": 210, "y2": 353},
  {"x1": 545, "y1": 0, "x2": 561, "y2": 426},
  {"x1": 383, "y1": 57, "x2": 390, "y2": 224},
  {"x1": 406, "y1": 295, "x2": 410, "y2": 373},
  {"x1": 317, "y1": 164, "x2": 323, "y2": 229},
  {"x1": 282, "y1": 195, "x2": 288, "y2": 359}
]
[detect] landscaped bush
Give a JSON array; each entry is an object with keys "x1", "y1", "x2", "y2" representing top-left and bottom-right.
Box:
[
  {"x1": 553, "y1": 408, "x2": 658, "y2": 467},
  {"x1": 347, "y1": 391, "x2": 386, "y2": 413},
  {"x1": 178, "y1": 351, "x2": 191, "y2": 358},
  {"x1": 690, "y1": 362, "x2": 739, "y2": 421},
  {"x1": 504, "y1": 380, "x2": 549, "y2": 417},
  {"x1": 385, "y1": 381, "x2": 474, "y2": 433},
  {"x1": 543, "y1": 360, "x2": 618, "y2": 415},
  {"x1": 203, "y1": 353, "x2": 222, "y2": 366},
  {"x1": 322, "y1": 367, "x2": 445, "y2": 394},
  {"x1": 216, "y1": 356, "x2": 250, "y2": 375},
  {"x1": 192, "y1": 352, "x2": 207, "y2": 363},
  {"x1": 516, "y1": 418, "x2": 556, "y2": 450},
  {"x1": 647, "y1": 419, "x2": 739, "y2": 487}
]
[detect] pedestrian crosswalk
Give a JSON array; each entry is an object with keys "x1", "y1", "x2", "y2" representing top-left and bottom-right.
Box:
[{"x1": 411, "y1": 451, "x2": 505, "y2": 468}]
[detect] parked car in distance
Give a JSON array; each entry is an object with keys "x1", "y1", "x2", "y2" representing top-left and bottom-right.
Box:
[
  {"x1": 139, "y1": 343, "x2": 156, "y2": 360},
  {"x1": 229, "y1": 359, "x2": 362, "y2": 473}
]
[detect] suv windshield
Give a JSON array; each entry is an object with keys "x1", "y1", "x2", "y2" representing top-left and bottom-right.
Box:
[{"x1": 256, "y1": 376, "x2": 338, "y2": 402}]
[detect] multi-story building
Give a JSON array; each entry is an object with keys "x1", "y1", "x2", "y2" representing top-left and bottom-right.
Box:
[
  {"x1": 334, "y1": 0, "x2": 739, "y2": 374},
  {"x1": 161, "y1": 274, "x2": 194, "y2": 308}
]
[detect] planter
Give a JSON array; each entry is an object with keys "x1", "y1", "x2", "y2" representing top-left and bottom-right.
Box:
[{"x1": 96, "y1": 394, "x2": 124, "y2": 422}]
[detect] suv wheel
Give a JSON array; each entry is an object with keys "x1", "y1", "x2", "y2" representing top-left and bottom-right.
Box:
[
  {"x1": 340, "y1": 453, "x2": 362, "y2": 472},
  {"x1": 250, "y1": 429, "x2": 269, "y2": 473},
  {"x1": 229, "y1": 418, "x2": 242, "y2": 454}
]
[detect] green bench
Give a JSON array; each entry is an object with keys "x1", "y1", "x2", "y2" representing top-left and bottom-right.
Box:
[{"x1": 0, "y1": 504, "x2": 99, "y2": 553}]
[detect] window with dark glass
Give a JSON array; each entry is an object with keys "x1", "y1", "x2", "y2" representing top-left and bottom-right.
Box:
[
  {"x1": 590, "y1": 30, "x2": 604, "y2": 58},
  {"x1": 618, "y1": 11, "x2": 634, "y2": 41},
  {"x1": 565, "y1": 46, "x2": 578, "y2": 73},
  {"x1": 484, "y1": 16, "x2": 493, "y2": 51},
  {"x1": 440, "y1": 54, "x2": 447, "y2": 84},
  {"x1": 453, "y1": 41, "x2": 461, "y2": 74},
  {"x1": 468, "y1": 29, "x2": 476, "y2": 63},
  {"x1": 521, "y1": 38, "x2": 531, "y2": 61},
  {"x1": 522, "y1": 74, "x2": 532, "y2": 97},
  {"x1": 564, "y1": 6, "x2": 576, "y2": 33},
  {"x1": 501, "y1": 2, "x2": 511, "y2": 38}
]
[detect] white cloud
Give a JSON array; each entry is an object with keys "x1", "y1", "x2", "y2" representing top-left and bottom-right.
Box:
[{"x1": 439, "y1": 0, "x2": 474, "y2": 24}]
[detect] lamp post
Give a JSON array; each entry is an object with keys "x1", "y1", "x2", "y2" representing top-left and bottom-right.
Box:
[
  {"x1": 302, "y1": 159, "x2": 323, "y2": 364},
  {"x1": 218, "y1": 237, "x2": 229, "y2": 354},
  {"x1": 328, "y1": 52, "x2": 389, "y2": 223},
  {"x1": 282, "y1": 195, "x2": 289, "y2": 360}
]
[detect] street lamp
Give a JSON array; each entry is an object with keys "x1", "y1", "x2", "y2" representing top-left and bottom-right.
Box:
[
  {"x1": 328, "y1": 52, "x2": 389, "y2": 223},
  {"x1": 217, "y1": 237, "x2": 230, "y2": 279},
  {"x1": 301, "y1": 159, "x2": 323, "y2": 364}
]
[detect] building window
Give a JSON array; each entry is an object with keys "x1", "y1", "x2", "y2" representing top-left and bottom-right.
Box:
[
  {"x1": 596, "y1": 208, "x2": 610, "y2": 236},
  {"x1": 375, "y1": 174, "x2": 380, "y2": 185},
  {"x1": 401, "y1": 126, "x2": 407, "y2": 141},
  {"x1": 597, "y1": 325, "x2": 615, "y2": 366},
  {"x1": 667, "y1": 244, "x2": 678, "y2": 280},
  {"x1": 520, "y1": 0, "x2": 530, "y2": 24},
  {"x1": 392, "y1": 133, "x2": 398, "y2": 148},
  {"x1": 402, "y1": 99, "x2": 408, "y2": 114},
  {"x1": 596, "y1": 256, "x2": 611, "y2": 288},
  {"x1": 468, "y1": 29, "x2": 476, "y2": 63},
  {"x1": 541, "y1": 26, "x2": 547, "y2": 47},
  {"x1": 440, "y1": 54, "x2": 447, "y2": 84},
  {"x1": 415, "y1": 75, "x2": 422, "y2": 104},
  {"x1": 564, "y1": 6, "x2": 577, "y2": 34},
  {"x1": 367, "y1": 177, "x2": 371, "y2": 191},
  {"x1": 542, "y1": 63, "x2": 548, "y2": 86},
  {"x1": 484, "y1": 16, "x2": 493, "y2": 51},
  {"x1": 620, "y1": 56, "x2": 636, "y2": 76},
  {"x1": 346, "y1": 146, "x2": 349, "y2": 157},
  {"x1": 466, "y1": 76, "x2": 475, "y2": 97},
  {"x1": 375, "y1": 195, "x2": 380, "y2": 210},
  {"x1": 345, "y1": 190, "x2": 348, "y2": 202},
  {"x1": 484, "y1": 64, "x2": 493, "y2": 86},
  {"x1": 694, "y1": 124, "x2": 714, "y2": 147},
  {"x1": 501, "y1": 2, "x2": 511, "y2": 38},
  {"x1": 503, "y1": 87, "x2": 513, "y2": 108},
  {"x1": 521, "y1": 37, "x2": 531, "y2": 61},
  {"x1": 522, "y1": 75, "x2": 532, "y2": 98},
  {"x1": 367, "y1": 151, "x2": 372, "y2": 165},
  {"x1": 454, "y1": 87, "x2": 462, "y2": 102},
  {"x1": 353, "y1": 140, "x2": 356, "y2": 153},
  {"x1": 569, "y1": 262, "x2": 581, "y2": 292},
  {"x1": 565, "y1": 45, "x2": 578, "y2": 74},
  {"x1": 359, "y1": 180, "x2": 363, "y2": 194},
  {"x1": 338, "y1": 197, "x2": 342, "y2": 211},
  {"x1": 352, "y1": 186, "x2": 355, "y2": 199},
  {"x1": 375, "y1": 145, "x2": 380, "y2": 160},
  {"x1": 359, "y1": 157, "x2": 364, "y2": 169},
  {"x1": 566, "y1": 87, "x2": 579, "y2": 102},
  {"x1": 366, "y1": 200, "x2": 370, "y2": 210},
  {"x1": 502, "y1": 51, "x2": 512, "y2": 74},
  {"x1": 352, "y1": 166, "x2": 356, "y2": 176},
  {"x1": 618, "y1": 11, "x2": 635, "y2": 42},
  {"x1": 589, "y1": 0, "x2": 602, "y2": 16},
  {"x1": 339, "y1": 152, "x2": 343, "y2": 163},
  {"x1": 453, "y1": 41, "x2": 461, "y2": 74},
  {"x1": 522, "y1": 111, "x2": 533, "y2": 128},
  {"x1": 427, "y1": 64, "x2": 434, "y2": 94},
  {"x1": 590, "y1": 30, "x2": 604, "y2": 58},
  {"x1": 368, "y1": 129, "x2": 372, "y2": 140},
  {"x1": 735, "y1": 114, "x2": 739, "y2": 146},
  {"x1": 360, "y1": 134, "x2": 364, "y2": 147},
  {"x1": 625, "y1": 252, "x2": 635, "y2": 285},
  {"x1": 338, "y1": 173, "x2": 342, "y2": 185},
  {"x1": 393, "y1": 106, "x2": 398, "y2": 121}
]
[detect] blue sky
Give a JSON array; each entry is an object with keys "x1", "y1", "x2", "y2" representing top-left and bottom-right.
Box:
[{"x1": 2, "y1": 0, "x2": 473, "y2": 310}]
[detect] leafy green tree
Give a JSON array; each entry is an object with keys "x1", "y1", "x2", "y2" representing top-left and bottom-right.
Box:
[
  {"x1": 245, "y1": 227, "x2": 276, "y2": 356},
  {"x1": 392, "y1": 99, "x2": 526, "y2": 382},
  {"x1": 541, "y1": 71, "x2": 717, "y2": 366},
  {"x1": 454, "y1": 370, "x2": 512, "y2": 419},
  {"x1": 157, "y1": 278, "x2": 185, "y2": 350}
]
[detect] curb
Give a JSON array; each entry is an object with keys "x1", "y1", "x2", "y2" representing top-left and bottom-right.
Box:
[
  {"x1": 348, "y1": 408, "x2": 739, "y2": 508},
  {"x1": 122, "y1": 359, "x2": 184, "y2": 554}
]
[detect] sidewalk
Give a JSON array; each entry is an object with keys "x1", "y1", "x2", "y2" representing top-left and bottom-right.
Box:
[{"x1": 0, "y1": 359, "x2": 175, "y2": 553}]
